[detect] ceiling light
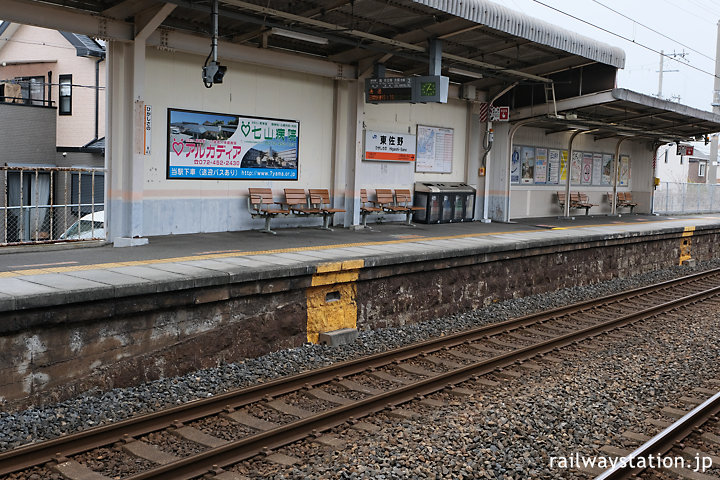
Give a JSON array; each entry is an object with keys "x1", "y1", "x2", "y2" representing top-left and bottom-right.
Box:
[
  {"x1": 271, "y1": 28, "x2": 329, "y2": 45},
  {"x1": 448, "y1": 67, "x2": 483, "y2": 79}
]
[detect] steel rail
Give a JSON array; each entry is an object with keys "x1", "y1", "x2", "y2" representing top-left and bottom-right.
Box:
[
  {"x1": 1, "y1": 267, "x2": 719, "y2": 475},
  {"x1": 123, "y1": 283, "x2": 720, "y2": 480},
  {"x1": 595, "y1": 391, "x2": 720, "y2": 480}
]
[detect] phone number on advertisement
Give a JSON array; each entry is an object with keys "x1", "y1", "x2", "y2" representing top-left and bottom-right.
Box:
[{"x1": 193, "y1": 160, "x2": 242, "y2": 166}]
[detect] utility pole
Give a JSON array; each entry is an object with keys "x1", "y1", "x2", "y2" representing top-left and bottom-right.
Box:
[
  {"x1": 710, "y1": 20, "x2": 720, "y2": 184},
  {"x1": 656, "y1": 50, "x2": 686, "y2": 100}
]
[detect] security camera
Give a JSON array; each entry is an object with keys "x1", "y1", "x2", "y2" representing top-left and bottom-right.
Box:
[{"x1": 202, "y1": 61, "x2": 227, "y2": 86}]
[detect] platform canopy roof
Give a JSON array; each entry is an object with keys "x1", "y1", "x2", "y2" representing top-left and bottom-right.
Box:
[
  {"x1": 3, "y1": 0, "x2": 625, "y2": 92},
  {"x1": 511, "y1": 89, "x2": 720, "y2": 142}
]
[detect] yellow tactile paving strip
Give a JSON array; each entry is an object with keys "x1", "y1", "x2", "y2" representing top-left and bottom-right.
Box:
[{"x1": 0, "y1": 217, "x2": 713, "y2": 280}]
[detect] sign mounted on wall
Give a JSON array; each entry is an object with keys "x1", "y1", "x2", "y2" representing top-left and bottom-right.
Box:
[
  {"x1": 167, "y1": 108, "x2": 299, "y2": 180},
  {"x1": 144, "y1": 105, "x2": 152, "y2": 155},
  {"x1": 364, "y1": 130, "x2": 416, "y2": 162},
  {"x1": 677, "y1": 144, "x2": 694, "y2": 156},
  {"x1": 416, "y1": 125, "x2": 454, "y2": 173}
]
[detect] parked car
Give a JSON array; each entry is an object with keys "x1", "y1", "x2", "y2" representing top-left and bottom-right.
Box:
[{"x1": 59, "y1": 210, "x2": 105, "y2": 240}]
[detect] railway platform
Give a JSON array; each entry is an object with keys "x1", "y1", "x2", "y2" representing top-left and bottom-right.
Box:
[{"x1": 2, "y1": 213, "x2": 720, "y2": 408}]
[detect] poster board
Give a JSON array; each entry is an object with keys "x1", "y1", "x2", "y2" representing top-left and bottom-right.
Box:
[
  {"x1": 167, "y1": 108, "x2": 299, "y2": 180},
  {"x1": 364, "y1": 130, "x2": 416, "y2": 162},
  {"x1": 534, "y1": 148, "x2": 548, "y2": 184},
  {"x1": 548, "y1": 149, "x2": 560, "y2": 184},
  {"x1": 560, "y1": 150, "x2": 568, "y2": 182},
  {"x1": 619, "y1": 155, "x2": 631, "y2": 186},
  {"x1": 521, "y1": 146, "x2": 535, "y2": 184},
  {"x1": 581, "y1": 152, "x2": 593, "y2": 185},
  {"x1": 571, "y1": 151, "x2": 582, "y2": 185},
  {"x1": 592, "y1": 153, "x2": 603, "y2": 186},
  {"x1": 602, "y1": 154, "x2": 613, "y2": 185},
  {"x1": 415, "y1": 125, "x2": 453, "y2": 173},
  {"x1": 511, "y1": 146, "x2": 521, "y2": 184}
]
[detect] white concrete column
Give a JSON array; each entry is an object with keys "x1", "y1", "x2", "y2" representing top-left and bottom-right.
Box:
[
  {"x1": 107, "y1": 4, "x2": 175, "y2": 246},
  {"x1": 106, "y1": 39, "x2": 148, "y2": 247},
  {"x1": 487, "y1": 122, "x2": 511, "y2": 222},
  {"x1": 331, "y1": 79, "x2": 362, "y2": 227}
]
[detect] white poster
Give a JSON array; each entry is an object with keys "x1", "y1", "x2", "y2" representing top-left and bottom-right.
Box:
[
  {"x1": 548, "y1": 149, "x2": 560, "y2": 184},
  {"x1": 592, "y1": 153, "x2": 603, "y2": 186},
  {"x1": 521, "y1": 146, "x2": 535, "y2": 184}
]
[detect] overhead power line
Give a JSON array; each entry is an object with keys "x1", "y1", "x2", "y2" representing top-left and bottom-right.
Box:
[
  {"x1": 591, "y1": 0, "x2": 715, "y2": 61},
  {"x1": 530, "y1": 0, "x2": 720, "y2": 80}
]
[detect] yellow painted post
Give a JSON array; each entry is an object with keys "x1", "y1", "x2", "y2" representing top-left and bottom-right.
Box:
[
  {"x1": 679, "y1": 226, "x2": 695, "y2": 265},
  {"x1": 306, "y1": 260, "x2": 364, "y2": 343}
]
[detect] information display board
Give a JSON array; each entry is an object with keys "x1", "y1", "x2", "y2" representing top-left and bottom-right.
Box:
[
  {"x1": 167, "y1": 108, "x2": 298, "y2": 180},
  {"x1": 415, "y1": 125, "x2": 454, "y2": 173}
]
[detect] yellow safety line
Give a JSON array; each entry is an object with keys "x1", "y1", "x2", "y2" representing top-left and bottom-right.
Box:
[{"x1": 0, "y1": 218, "x2": 714, "y2": 279}]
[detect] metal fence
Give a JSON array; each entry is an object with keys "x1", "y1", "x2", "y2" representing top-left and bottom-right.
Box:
[
  {"x1": 1, "y1": 166, "x2": 105, "y2": 246},
  {"x1": 653, "y1": 182, "x2": 720, "y2": 215}
]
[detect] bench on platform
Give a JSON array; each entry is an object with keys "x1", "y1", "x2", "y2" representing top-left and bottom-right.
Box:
[
  {"x1": 248, "y1": 188, "x2": 287, "y2": 234},
  {"x1": 374, "y1": 188, "x2": 425, "y2": 226},
  {"x1": 359, "y1": 188, "x2": 382, "y2": 228},
  {"x1": 557, "y1": 191, "x2": 596, "y2": 215},
  {"x1": 606, "y1": 191, "x2": 638, "y2": 213},
  {"x1": 308, "y1": 188, "x2": 346, "y2": 231}
]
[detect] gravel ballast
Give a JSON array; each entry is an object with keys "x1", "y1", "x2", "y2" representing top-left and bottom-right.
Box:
[{"x1": 1, "y1": 258, "x2": 719, "y2": 455}]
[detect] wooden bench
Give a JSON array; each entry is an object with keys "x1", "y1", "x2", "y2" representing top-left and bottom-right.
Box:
[
  {"x1": 248, "y1": 187, "x2": 287, "y2": 234},
  {"x1": 557, "y1": 191, "x2": 596, "y2": 215},
  {"x1": 359, "y1": 189, "x2": 382, "y2": 228},
  {"x1": 282, "y1": 188, "x2": 320, "y2": 216},
  {"x1": 374, "y1": 188, "x2": 425, "y2": 226},
  {"x1": 308, "y1": 188, "x2": 345, "y2": 231},
  {"x1": 617, "y1": 192, "x2": 638, "y2": 213},
  {"x1": 606, "y1": 191, "x2": 638, "y2": 213}
]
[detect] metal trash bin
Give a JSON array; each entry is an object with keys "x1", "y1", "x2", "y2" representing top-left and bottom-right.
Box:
[{"x1": 413, "y1": 182, "x2": 476, "y2": 224}]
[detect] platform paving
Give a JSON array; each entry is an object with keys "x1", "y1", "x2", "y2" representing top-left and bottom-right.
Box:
[{"x1": 0, "y1": 214, "x2": 719, "y2": 312}]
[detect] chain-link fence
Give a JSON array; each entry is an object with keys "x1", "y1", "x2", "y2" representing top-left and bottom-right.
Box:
[
  {"x1": 1, "y1": 166, "x2": 105, "y2": 246},
  {"x1": 653, "y1": 182, "x2": 720, "y2": 215}
]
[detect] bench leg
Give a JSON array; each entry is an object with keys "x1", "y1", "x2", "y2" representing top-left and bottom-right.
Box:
[
  {"x1": 319, "y1": 213, "x2": 333, "y2": 231},
  {"x1": 585, "y1": 207, "x2": 590, "y2": 215},
  {"x1": 630, "y1": 206, "x2": 635, "y2": 214},
  {"x1": 260, "y1": 215, "x2": 277, "y2": 235},
  {"x1": 404, "y1": 210, "x2": 416, "y2": 227}
]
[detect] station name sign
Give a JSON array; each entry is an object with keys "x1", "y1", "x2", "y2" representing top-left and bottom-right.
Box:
[{"x1": 365, "y1": 75, "x2": 449, "y2": 104}]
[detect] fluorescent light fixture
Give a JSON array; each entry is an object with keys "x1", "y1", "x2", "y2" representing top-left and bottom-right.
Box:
[
  {"x1": 271, "y1": 28, "x2": 328, "y2": 45},
  {"x1": 448, "y1": 67, "x2": 483, "y2": 79}
]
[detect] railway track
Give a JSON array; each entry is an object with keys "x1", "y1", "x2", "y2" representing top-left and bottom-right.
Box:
[
  {"x1": 595, "y1": 389, "x2": 720, "y2": 480},
  {"x1": 3, "y1": 268, "x2": 720, "y2": 480}
]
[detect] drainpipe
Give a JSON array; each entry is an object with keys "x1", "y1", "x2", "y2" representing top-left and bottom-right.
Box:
[
  {"x1": 94, "y1": 56, "x2": 104, "y2": 141},
  {"x1": 480, "y1": 82, "x2": 519, "y2": 223}
]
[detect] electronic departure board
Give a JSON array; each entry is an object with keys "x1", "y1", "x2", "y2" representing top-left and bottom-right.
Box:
[
  {"x1": 365, "y1": 77, "x2": 413, "y2": 103},
  {"x1": 365, "y1": 76, "x2": 449, "y2": 104}
]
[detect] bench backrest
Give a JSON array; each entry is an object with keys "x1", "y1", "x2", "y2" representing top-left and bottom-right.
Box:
[
  {"x1": 308, "y1": 188, "x2": 331, "y2": 206},
  {"x1": 394, "y1": 189, "x2": 413, "y2": 205},
  {"x1": 375, "y1": 188, "x2": 395, "y2": 205},
  {"x1": 557, "y1": 192, "x2": 567, "y2": 204},
  {"x1": 576, "y1": 193, "x2": 590, "y2": 204},
  {"x1": 360, "y1": 188, "x2": 370, "y2": 203},
  {"x1": 284, "y1": 188, "x2": 309, "y2": 207},
  {"x1": 248, "y1": 188, "x2": 273, "y2": 208}
]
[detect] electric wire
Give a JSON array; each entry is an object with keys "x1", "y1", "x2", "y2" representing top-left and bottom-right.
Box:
[
  {"x1": 591, "y1": 0, "x2": 715, "y2": 61},
  {"x1": 531, "y1": 0, "x2": 720, "y2": 80}
]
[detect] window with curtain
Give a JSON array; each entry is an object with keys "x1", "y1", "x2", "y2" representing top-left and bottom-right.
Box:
[
  {"x1": 16, "y1": 76, "x2": 45, "y2": 105},
  {"x1": 59, "y1": 74, "x2": 72, "y2": 115}
]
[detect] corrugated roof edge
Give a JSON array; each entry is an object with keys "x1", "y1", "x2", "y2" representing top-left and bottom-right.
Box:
[
  {"x1": 613, "y1": 88, "x2": 720, "y2": 123},
  {"x1": 412, "y1": 0, "x2": 626, "y2": 69}
]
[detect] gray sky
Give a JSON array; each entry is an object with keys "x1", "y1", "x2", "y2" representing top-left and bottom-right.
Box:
[{"x1": 508, "y1": 0, "x2": 720, "y2": 111}]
